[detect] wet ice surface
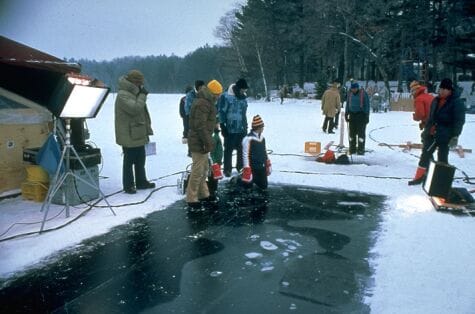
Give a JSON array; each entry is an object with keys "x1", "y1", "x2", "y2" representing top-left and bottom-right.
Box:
[{"x1": 0, "y1": 183, "x2": 385, "y2": 313}]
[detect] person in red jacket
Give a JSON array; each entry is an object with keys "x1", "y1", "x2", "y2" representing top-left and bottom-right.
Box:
[
  {"x1": 408, "y1": 78, "x2": 465, "y2": 185},
  {"x1": 410, "y1": 81, "x2": 434, "y2": 131}
]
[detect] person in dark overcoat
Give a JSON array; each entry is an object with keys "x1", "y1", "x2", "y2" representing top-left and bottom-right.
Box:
[{"x1": 409, "y1": 78, "x2": 466, "y2": 185}]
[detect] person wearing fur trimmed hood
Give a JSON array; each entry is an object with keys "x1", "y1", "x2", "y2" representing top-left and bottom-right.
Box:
[
  {"x1": 241, "y1": 115, "x2": 271, "y2": 190},
  {"x1": 186, "y1": 80, "x2": 223, "y2": 208},
  {"x1": 218, "y1": 78, "x2": 249, "y2": 177},
  {"x1": 408, "y1": 78, "x2": 465, "y2": 185},
  {"x1": 114, "y1": 70, "x2": 155, "y2": 194}
]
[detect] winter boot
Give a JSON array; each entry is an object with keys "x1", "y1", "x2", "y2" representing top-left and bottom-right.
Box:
[{"x1": 408, "y1": 167, "x2": 426, "y2": 185}]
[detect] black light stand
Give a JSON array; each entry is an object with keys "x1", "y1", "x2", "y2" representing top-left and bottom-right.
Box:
[{"x1": 40, "y1": 118, "x2": 116, "y2": 232}]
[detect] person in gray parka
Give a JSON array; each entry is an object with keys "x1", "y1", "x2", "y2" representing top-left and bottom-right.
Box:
[{"x1": 114, "y1": 70, "x2": 155, "y2": 194}]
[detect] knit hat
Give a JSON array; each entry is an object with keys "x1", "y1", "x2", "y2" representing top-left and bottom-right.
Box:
[
  {"x1": 207, "y1": 79, "x2": 223, "y2": 95},
  {"x1": 126, "y1": 70, "x2": 144, "y2": 85},
  {"x1": 194, "y1": 80, "x2": 205, "y2": 90},
  {"x1": 350, "y1": 82, "x2": 359, "y2": 89},
  {"x1": 410, "y1": 80, "x2": 421, "y2": 91},
  {"x1": 235, "y1": 78, "x2": 249, "y2": 90},
  {"x1": 439, "y1": 78, "x2": 453, "y2": 91},
  {"x1": 251, "y1": 115, "x2": 264, "y2": 130}
]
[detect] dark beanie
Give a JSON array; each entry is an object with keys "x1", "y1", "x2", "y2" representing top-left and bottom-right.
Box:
[
  {"x1": 236, "y1": 78, "x2": 249, "y2": 90},
  {"x1": 194, "y1": 80, "x2": 205, "y2": 90},
  {"x1": 351, "y1": 82, "x2": 359, "y2": 89},
  {"x1": 439, "y1": 78, "x2": 453, "y2": 91}
]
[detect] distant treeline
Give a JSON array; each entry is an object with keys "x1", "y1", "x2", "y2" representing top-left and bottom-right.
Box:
[{"x1": 71, "y1": 0, "x2": 474, "y2": 98}]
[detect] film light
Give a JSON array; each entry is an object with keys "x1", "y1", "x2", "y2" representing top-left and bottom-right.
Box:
[
  {"x1": 423, "y1": 161, "x2": 455, "y2": 198},
  {"x1": 48, "y1": 74, "x2": 109, "y2": 119}
]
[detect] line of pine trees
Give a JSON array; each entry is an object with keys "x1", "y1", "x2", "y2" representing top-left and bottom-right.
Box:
[{"x1": 72, "y1": 0, "x2": 474, "y2": 98}]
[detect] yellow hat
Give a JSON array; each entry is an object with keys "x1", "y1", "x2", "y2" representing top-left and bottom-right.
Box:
[{"x1": 207, "y1": 79, "x2": 223, "y2": 95}]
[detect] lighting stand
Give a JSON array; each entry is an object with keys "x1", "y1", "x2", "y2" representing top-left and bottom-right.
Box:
[
  {"x1": 40, "y1": 118, "x2": 116, "y2": 232},
  {"x1": 338, "y1": 111, "x2": 346, "y2": 149}
]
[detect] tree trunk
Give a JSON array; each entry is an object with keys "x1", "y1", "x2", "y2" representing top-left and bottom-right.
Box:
[
  {"x1": 232, "y1": 39, "x2": 248, "y2": 75},
  {"x1": 343, "y1": 19, "x2": 349, "y2": 85},
  {"x1": 255, "y1": 42, "x2": 269, "y2": 101}
]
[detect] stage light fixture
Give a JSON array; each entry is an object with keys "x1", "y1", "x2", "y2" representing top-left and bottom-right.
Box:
[{"x1": 47, "y1": 74, "x2": 109, "y2": 119}]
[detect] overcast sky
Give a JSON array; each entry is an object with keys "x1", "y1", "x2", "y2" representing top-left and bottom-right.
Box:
[{"x1": 0, "y1": 0, "x2": 241, "y2": 61}]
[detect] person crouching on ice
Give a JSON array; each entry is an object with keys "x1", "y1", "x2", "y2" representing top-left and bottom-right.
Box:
[{"x1": 241, "y1": 115, "x2": 271, "y2": 190}]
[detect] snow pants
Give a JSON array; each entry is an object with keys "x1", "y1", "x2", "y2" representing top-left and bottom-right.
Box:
[
  {"x1": 418, "y1": 136, "x2": 449, "y2": 168},
  {"x1": 348, "y1": 112, "x2": 367, "y2": 154},
  {"x1": 186, "y1": 152, "x2": 210, "y2": 203},
  {"x1": 223, "y1": 133, "x2": 245, "y2": 174},
  {"x1": 322, "y1": 116, "x2": 335, "y2": 133},
  {"x1": 122, "y1": 146, "x2": 148, "y2": 190}
]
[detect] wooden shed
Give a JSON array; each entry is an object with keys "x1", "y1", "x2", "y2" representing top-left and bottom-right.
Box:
[{"x1": 0, "y1": 36, "x2": 81, "y2": 195}]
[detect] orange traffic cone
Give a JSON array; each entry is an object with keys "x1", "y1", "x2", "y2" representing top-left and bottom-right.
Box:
[{"x1": 408, "y1": 167, "x2": 426, "y2": 185}]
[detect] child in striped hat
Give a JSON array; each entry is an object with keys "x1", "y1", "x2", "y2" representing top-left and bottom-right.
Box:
[{"x1": 241, "y1": 115, "x2": 271, "y2": 190}]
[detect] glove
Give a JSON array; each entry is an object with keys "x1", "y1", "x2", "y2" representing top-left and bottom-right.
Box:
[
  {"x1": 365, "y1": 114, "x2": 370, "y2": 124},
  {"x1": 140, "y1": 86, "x2": 149, "y2": 95},
  {"x1": 241, "y1": 167, "x2": 253, "y2": 183},
  {"x1": 182, "y1": 137, "x2": 188, "y2": 144},
  {"x1": 345, "y1": 113, "x2": 350, "y2": 122},
  {"x1": 211, "y1": 163, "x2": 223, "y2": 180},
  {"x1": 266, "y1": 159, "x2": 272, "y2": 176},
  {"x1": 220, "y1": 123, "x2": 228, "y2": 138},
  {"x1": 449, "y1": 136, "x2": 458, "y2": 148}
]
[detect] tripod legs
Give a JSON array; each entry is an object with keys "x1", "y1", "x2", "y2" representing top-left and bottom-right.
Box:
[{"x1": 40, "y1": 144, "x2": 116, "y2": 233}]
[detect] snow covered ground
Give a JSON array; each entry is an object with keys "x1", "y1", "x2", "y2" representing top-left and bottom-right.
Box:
[{"x1": 1, "y1": 93, "x2": 474, "y2": 313}]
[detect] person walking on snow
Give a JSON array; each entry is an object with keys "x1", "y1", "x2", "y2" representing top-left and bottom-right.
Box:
[
  {"x1": 186, "y1": 80, "x2": 223, "y2": 208},
  {"x1": 241, "y1": 115, "x2": 271, "y2": 190},
  {"x1": 408, "y1": 78, "x2": 465, "y2": 185},
  {"x1": 218, "y1": 78, "x2": 249, "y2": 177},
  {"x1": 114, "y1": 70, "x2": 156, "y2": 194},
  {"x1": 345, "y1": 82, "x2": 370, "y2": 155},
  {"x1": 321, "y1": 81, "x2": 341, "y2": 134}
]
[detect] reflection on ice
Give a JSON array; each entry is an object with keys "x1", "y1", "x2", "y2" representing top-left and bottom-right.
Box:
[
  {"x1": 245, "y1": 252, "x2": 263, "y2": 259},
  {"x1": 209, "y1": 271, "x2": 223, "y2": 277},
  {"x1": 260, "y1": 241, "x2": 278, "y2": 250}
]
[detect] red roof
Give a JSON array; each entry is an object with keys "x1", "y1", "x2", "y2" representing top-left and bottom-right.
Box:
[
  {"x1": 0, "y1": 36, "x2": 82, "y2": 107},
  {"x1": 0, "y1": 36, "x2": 80, "y2": 73}
]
